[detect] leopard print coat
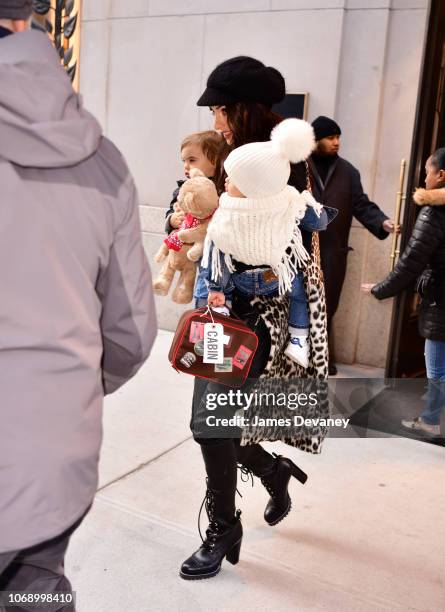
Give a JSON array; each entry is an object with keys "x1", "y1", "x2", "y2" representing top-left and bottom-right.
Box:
[{"x1": 240, "y1": 234, "x2": 330, "y2": 454}]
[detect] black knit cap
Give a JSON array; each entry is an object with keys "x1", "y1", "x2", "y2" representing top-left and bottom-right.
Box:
[
  {"x1": 0, "y1": 0, "x2": 33, "y2": 19},
  {"x1": 312, "y1": 116, "x2": 342, "y2": 141},
  {"x1": 197, "y1": 56, "x2": 285, "y2": 107}
]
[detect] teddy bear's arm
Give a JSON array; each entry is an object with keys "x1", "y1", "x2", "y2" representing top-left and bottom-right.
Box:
[
  {"x1": 187, "y1": 242, "x2": 205, "y2": 262},
  {"x1": 177, "y1": 224, "x2": 206, "y2": 243}
]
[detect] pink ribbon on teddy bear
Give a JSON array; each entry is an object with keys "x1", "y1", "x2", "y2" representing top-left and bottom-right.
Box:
[{"x1": 164, "y1": 212, "x2": 214, "y2": 252}]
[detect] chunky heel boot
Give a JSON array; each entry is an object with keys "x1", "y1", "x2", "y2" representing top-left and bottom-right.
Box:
[
  {"x1": 289, "y1": 460, "x2": 308, "y2": 485},
  {"x1": 236, "y1": 442, "x2": 308, "y2": 527},
  {"x1": 180, "y1": 488, "x2": 242, "y2": 580},
  {"x1": 260, "y1": 453, "x2": 307, "y2": 526},
  {"x1": 181, "y1": 440, "x2": 242, "y2": 580},
  {"x1": 225, "y1": 537, "x2": 242, "y2": 565}
]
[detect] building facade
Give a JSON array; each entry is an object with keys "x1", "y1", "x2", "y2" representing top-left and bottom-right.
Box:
[{"x1": 79, "y1": 0, "x2": 429, "y2": 368}]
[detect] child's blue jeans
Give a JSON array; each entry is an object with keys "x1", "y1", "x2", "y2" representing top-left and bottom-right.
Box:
[
  {"x1": 203, "y1": 204, "x2": 335, "y2": 316},
  {"x1": 230, "y1": 269, "x2": 309, "y2": 329},
  {"x1": 194, "y1": 262, "x2": 208, "y2": 308}
]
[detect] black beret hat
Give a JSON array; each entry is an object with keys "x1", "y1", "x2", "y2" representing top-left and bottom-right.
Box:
[
  {"x1": 312, "y1": 116, "x2": 342, "y2": 141},
  {"x1": 197, "y1": 56, "x2": 286, "y2": 108},
  {"x1": 0, "y1": 0, "x2": 33, "y2": 20}
]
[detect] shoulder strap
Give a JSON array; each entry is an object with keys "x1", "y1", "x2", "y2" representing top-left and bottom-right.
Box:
[{"x1": 305, "y1": 161, "x2": 321, "y2": 268}]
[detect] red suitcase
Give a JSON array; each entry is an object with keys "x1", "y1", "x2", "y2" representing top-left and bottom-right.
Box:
[{"x1": 168, "y1": 307, "x2": 259, "y2": 387}]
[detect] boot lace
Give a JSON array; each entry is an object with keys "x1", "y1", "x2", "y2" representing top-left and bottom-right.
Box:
[
  {"x1": 197, "y1": 486, "x2": 217, "y2": 544},
  {"x1": 260, "y1": 476, "x2": 276, "y2": 498},
  {"x1": 260, "y1": 453, "x2": 281, "y2": 498},
  {"x1": 197, "y1": 484, "x2": 241, "y2": 552},
  {"x1": 238, "y1": 464, "x2": 255, "y2": 488}
]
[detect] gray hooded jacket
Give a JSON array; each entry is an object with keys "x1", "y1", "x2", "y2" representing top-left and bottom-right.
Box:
[{"x1": 0, "y1": 31, "x2": 157, "y2": 552}]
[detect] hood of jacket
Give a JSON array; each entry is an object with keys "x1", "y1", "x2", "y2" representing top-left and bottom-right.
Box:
[
  {"x1": 414, "y1": 187, "x2": 445, "y2": 207},
  {"x1": 0, "y1": 30, "x2": 102, "y2": 168}
]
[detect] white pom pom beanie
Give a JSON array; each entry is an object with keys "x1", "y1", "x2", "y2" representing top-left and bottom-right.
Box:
[{"x1": 224, "y1": 118, "x2": 315, "y2": 198}]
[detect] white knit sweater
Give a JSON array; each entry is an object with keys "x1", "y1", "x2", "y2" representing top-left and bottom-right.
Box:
[{"x1": 202, "y1": 185, "x2": 317, "y2": 295}]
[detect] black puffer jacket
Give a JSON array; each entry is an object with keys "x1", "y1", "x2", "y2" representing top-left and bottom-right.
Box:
[{"x1": 372, "y1": 188, "x2": 445, "y2": 341}]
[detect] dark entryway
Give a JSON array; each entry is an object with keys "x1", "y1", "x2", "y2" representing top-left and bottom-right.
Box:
[
  {"x1": 347, "y1": 1, "x2": 445, "y2": 444},
  {"x1": 386, "y1": 0, "x2": 445, "y2": 378}
]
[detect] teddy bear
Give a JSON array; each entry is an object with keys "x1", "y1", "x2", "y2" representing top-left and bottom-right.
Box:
[{"x1": 153, "y1": 169, "x2": 219, "y2": 304}]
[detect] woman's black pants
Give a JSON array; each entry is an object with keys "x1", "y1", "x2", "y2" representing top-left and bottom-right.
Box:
[{"x1": 190, "y1": 311, "x2": 275, "y2": 520}]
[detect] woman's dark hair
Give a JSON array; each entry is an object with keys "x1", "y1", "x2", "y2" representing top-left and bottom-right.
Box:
[
  {"x1": 431, "y1": 147, "x2": 445, "y2": 171},
  {"x1": 214, "y1": 102, "x2": 283, "y2": 193},
  {"x1": 226, "y1": 102, "x2": 283, "y2": 148}
]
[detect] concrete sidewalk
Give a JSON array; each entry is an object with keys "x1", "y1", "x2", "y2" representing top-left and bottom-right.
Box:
[{"x1": 67, "y1": 331, "x2": 445, "y2": 612}]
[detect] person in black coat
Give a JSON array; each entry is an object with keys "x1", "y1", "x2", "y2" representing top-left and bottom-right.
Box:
[
  {"x1": 366, "y1": 148, "x2": 445, "y2": 436},
  {"x1": 308, "y1": 116, "x2": 397, "y2": 374}
]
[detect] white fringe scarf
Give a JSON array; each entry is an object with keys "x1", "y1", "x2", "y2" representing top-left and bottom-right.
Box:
[{"x1": 202, "y1": 185, "x2": 317, "y2": 295}]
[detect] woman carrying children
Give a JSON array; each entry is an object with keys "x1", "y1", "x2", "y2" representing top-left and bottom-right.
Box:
[{"x1": 180, "y1": 56, "x2": 334, "y2": 581}]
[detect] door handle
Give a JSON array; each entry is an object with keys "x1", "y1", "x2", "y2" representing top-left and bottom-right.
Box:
[{"x1": 389, "y1": 159, "x2": 407, "y2": 271}]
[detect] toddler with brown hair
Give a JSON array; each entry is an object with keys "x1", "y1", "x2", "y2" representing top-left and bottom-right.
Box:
[
  {"x1": 165, "y1": 130, "x2": 223, "y2": 233},
  {"x1": 164, "y1": 130, "x2": 224, "y2": 306}
]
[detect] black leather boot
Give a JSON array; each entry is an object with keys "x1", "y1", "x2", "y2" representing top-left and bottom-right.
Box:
[
  {"x1": 236, "y1": 443, "x2": 308, "y2": 526},
  {"x1": 180, "y1": 487, "x2": 243, "y2": 580},
  {"x1": 259, "y1": 453, "x2": 308, "y2": 525},
  {"x1": 180, "y1": 440, "x2": 242, "y2": 580}
]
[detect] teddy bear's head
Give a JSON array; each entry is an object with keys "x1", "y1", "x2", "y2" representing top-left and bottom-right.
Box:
[{"x1": 177, "y1": 168, "x2": 219, "y2": 219}]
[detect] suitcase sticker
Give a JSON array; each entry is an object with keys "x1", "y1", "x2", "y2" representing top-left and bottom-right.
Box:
[{"x1": 233, "y1": 345, "x2": 253, "y2": 370}]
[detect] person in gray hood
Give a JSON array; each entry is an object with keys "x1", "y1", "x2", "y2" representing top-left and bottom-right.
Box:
[{"x1": 0, "y1": 5, "x2": 157, "y2": 607}]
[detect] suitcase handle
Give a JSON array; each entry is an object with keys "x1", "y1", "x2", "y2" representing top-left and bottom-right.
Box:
[
  {"x1": 197, "y1": 304, "x2": 243, "y2": 323},
  {"x1": 198, "y1": 304, "x2": 262, "y2": 341}
]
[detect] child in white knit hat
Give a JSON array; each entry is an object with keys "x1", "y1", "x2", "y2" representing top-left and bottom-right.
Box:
[{"x1": 202, "y1": 118, "x2": 335, "y2": 367}]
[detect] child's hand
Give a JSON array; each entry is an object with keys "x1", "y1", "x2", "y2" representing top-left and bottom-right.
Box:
[
  {"x1": 208, "y1": 291, "x2": 226, "y2": 307},
  {"x1": 170, "y1": 210, "x2": 186, "y2": 229}
]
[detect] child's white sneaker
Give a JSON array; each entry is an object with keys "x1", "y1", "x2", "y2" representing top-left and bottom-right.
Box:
[{"x1": 284, "y1": 335, "x2": 309, "y2": 368}]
